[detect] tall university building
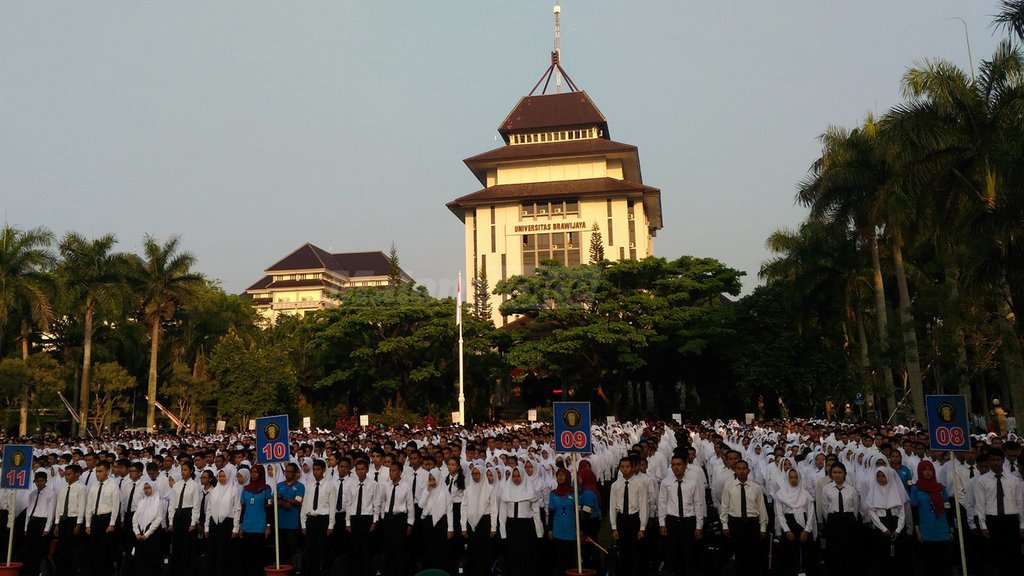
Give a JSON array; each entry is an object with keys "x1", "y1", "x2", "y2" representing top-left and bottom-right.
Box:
[{"x1": 447, "y1": 61, "x2": 664, "y2": 326}]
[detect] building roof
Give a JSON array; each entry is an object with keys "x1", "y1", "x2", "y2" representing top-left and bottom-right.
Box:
[
  {"x1": 465, "y1": 138, "x2": 637, "y2": 166},
  {"x1": 266, "y1": 243, "x2": 339, "y2": 272},
  {"x1": 447, "y1": 177, "x2": 663, "y2": 230},
  {"x1": 244, "y1": 245, "x2": 412, "y2": 295},
  {"x1": 498, "y1": 91, "x2": 609, "y2": 142}
]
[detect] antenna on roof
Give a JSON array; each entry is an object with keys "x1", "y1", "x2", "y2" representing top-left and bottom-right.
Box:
[
  {"x1": 554, "y1": 4, "x2": 562, "y2": 93},
  {"x1": 529, "y1": 4, "x2": 580, "y2": 95}
]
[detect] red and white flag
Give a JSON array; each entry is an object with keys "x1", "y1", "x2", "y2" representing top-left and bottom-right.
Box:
[{"x1": 456, "y1": 271, "x2": 462, "y2": 326}]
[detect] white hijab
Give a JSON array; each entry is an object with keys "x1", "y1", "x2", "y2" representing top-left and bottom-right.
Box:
[
  {"x1": 865, "y1": 467, "x2": 906, "y2": 509},
  {"x1": 501, "y1": 465, "x2": 535, "y2": 503},
  {"x1": 419, "y1": 469, "x2": 450, "y2": 526},
  {"x1": 464, "y1": 462, "x2": 494, "y2": 529},
  {"x1": 133, "y1": 481, "x2": 163, "y2": 530},
  {"x1": 208, "y1": 469, "x2": 238, "y2": 523}
]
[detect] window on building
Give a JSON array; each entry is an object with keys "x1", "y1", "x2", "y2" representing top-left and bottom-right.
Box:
[
  {"x1": 520, "y1": 199, "x2": 580, "y2": 220},
  {"x1": 522, "y1": 231, "x2": 582, "y2": 275}
]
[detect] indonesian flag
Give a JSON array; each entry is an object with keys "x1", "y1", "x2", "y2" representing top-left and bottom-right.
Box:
[{"x1": 456, "y1": 271, "x2": 462, "y2": 326}]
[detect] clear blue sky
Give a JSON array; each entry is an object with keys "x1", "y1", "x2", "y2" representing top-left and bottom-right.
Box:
[{"x1": 0, "y1": 1, "x2": 1006, "y2": 297}]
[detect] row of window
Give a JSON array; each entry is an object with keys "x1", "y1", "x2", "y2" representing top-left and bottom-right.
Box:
[
  {"x1": 272, "y1": 273, "x2": 321, "y2": 281},
  {"x1": 522, "y1": 232, "x2": 582, "y2": 275},
  {"x1": 521, "y1": 200, "x2": 580, "y2": 218},
  {"x1": 510, "y1": 127, "x2": 599, "y2": 145}
]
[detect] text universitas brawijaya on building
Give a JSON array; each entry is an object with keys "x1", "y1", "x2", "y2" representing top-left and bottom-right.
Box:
[
  {"x1": 242, "y1": 243, "x2": 413, "y2": 323},
  {"x1": 446, "y1": 61, "x2": 664, "y2": 327}
]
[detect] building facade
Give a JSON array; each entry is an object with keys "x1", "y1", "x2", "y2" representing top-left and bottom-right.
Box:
[
  {"x1": 447, "y1": 87, "x2": 663, "y2": 326},
  {"x1": 243, "y1": 243, "x2": 413, "y2": 323}
]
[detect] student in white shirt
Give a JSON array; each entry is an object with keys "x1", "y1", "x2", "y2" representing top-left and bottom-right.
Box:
[
  {"x1": 85, "y1": 461, "x2": 120, "y2": 575},
  {"x1": 720, "y1": 459, "x2": 768, "y2": 576},
  {"x1": 204, "y1": 468, "x2": 240, "y2": 575},
  {"x1": 609, "y1": 456, "x2": 648, "y2": 576},
  {"x1": 132, "y1": 481, "x2": 166, "y2": 576},
  {"x1": 774, "y1": 467, "x2": 816, "y2": 576},
  {"x1": 971, "y1": 448, "x2": 1023, "y2": 574},
  {"x1": 865, "y1": 467, "x2": 907, "y2": 576},
  {"x1": 344, "y1": 460, "x2": 378, "y2": 576},
  {"x1": 498, "y1": 465, "x2": 543, "y2": 576},
  {"x1": 657, "y1": 455, "x2": 705, "y2": 576},
  {"x1": 301, "y1": 460, "x2": 336, "y2": 576},
  {"x1": 23, "y1": 471, "x2": 55, "y2": 576},
  {"x1": 820, "y1": 462, "x2": 860, "y2": 576}
]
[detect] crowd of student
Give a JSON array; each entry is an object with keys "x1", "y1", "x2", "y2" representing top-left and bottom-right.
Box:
[{"x1": 0, "y1": 418, "x2": 1021, "y2": 576}]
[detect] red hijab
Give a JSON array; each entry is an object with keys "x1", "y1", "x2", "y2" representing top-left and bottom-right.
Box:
[
  {"x1": 914, "y1": 461, "x2": 945, "y2": 518},
  {"x1": 577, "y1": 460, "x2": 601, "y2": 505},
  {"x1": 245, "y1": 464, "x2": 268, "y2": 493},
  {"x1": 553, "y1": 469, "x2": 572, "y2": 497}
]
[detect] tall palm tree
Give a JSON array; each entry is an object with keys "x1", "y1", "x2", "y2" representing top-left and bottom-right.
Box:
[
  {"x1": 883, "y1": 40, "x2": 1024, "y2": 423},
  {"x1": 131, "y1": 235, "x2": 203, "y2": 430},
  {"x1": 994, "y1": 1, "x2": 1024, "y2": 41},
  {"x1": 59, "y1": 233, "x2": 133, "y2": 436},
  {"x1": 797, "y1": 123, "x2": 902, "y2": 414},
  {"x1": 0, "y1": 225, "x2": 55, "y2": 435}
]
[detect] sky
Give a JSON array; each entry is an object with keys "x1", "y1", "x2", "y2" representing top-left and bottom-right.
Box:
[{"x1": 0, "y1": 1, "x2": 1009, "y2": 298}]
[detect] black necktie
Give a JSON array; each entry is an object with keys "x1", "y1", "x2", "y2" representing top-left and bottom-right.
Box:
[
  {"x1": 177, "y1": 480, "x2": 187, "y2": 510},
  {"x1": 199, "y1": 492, "x2": 207, "y2": 528},
  {"x1": 739, "y1": 483, "x2": 747, "y2": 518},
  {"x1": 388, "y1": 484, "x2": 397, "y2": 514},
  {"x1": 623, "y1": 480, "x2": 630, "y2": 514},
  {"x1": 374, "y1": 471, "x2": 380, "y2": 482},
  {"x1": 514, "y1": 502, "x2": 519, "y2": 518},
  {"x1": 412, "y1": 473, "x2": 418, "y2": 499},
  {"x1": 30, "y1": 492, "x2": 40, "y2": 518},
  {"x1": 127, "y1": 482, "x2": 137, "y2": 513},
  {"x1": 969, "y1": 466, "x2": 976, "y2": 479},
  {"x1": 313, "y1": 482, "x2": 320, "y2": 510},
  {"x1": 837, "y1": 486, "x2": 844, "y2": 513},
  {"x1": 62, "y1": 486, "x2": 70, "y2": 519},
  {"x1": 94, "y1": 482, "x2": 103, "y2": 516},
  {"x1": 356, "y1": 484, "x2": 364, "y2": 516},
  {"x1": 337, "y1": 479, "x2": 345, "y2": 512},
  {"x1": 677, "y1": 480, "x2": 684, "y2": 518},
  {"x1": 996, "y1": 474, "x2": 1005, "y2": 516}
]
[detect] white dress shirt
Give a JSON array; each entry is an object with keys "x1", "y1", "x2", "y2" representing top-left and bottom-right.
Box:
[
  {"x1": 169, "y1": 478, "x2": 201, "y2": 528},
  {"x1": 300, "y1": 478, "x2": 338, "y2": 530},
  {"x1": 25, "y1": 486, "x2": 56, "y2": 534},
  {"x1": 657, "y1": 474, "x2": 706, "y2": 527},
  {"x1": 971, "y1": 470, "x2": 1024, "y2": 529},
  {"x1": 55, "y1": 481, "x2": 87, "y2": 525},
  {"x1": 120, "y1": 478, "x2": 145, "y2": 522},
  {"x1": 719, "y1": 479, "x2": 768, "y2": 532},
  {"x1": 376, "y1": 481, "x2": 416, "y2": 525},
  {"x1": 85, "y1": 480, "x2": 121, "y2": 528},
  {"x1": 344, "y1": 478, "x2": 379, "y2": 525},
  {"x1": 608, "y1": 475, "x2": 649, "y2": 530}
]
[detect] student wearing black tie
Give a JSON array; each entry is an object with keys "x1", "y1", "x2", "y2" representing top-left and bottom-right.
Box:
[
  {"x1": 53, "y1": 464, "x2": 85, "y2": 575},
  {"x1": 972, "y1": 448, "x2": 1024, "y2": 575},
  {"x1": 609, "y1": 456, "x2": 648, "y2": 576},
  {"x1": 301, "y1": 460, "x2": 337, "y2": 576},
  {"x1": 819, "y1": 462, "x2": 860, "y2": 576},
  {"x1": 720, "y1": 460, "x2": 768, "y2": 576},
  {"x1": 119, "y1": 463, "x2": 145, "y2": 557},
  {"x1": 331, "y1": 456, "x2": 352, "y2": 567},
  {"x1": 85, "y1": 461, "x2": 120, "y2": 576},
  {"x1": 657, "y1": 455, "x2": 705, "y2": 576},
  {"x1": 377, "y1": 461, "x2": 415, "y2": 576},
  {"x1": 167, "y1": 461, "x2": 200, "y2": 573},
  {"x1": 345, "y1": 460, "x2": 378, "y2": 576},
  {"x1": 24, "y1": 472, "x2": 55, "y2": 576}
]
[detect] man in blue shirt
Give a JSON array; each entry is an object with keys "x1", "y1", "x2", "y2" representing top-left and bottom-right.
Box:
[{"x1": 277, "y1": 462, "x2": 305, "y2": 564}]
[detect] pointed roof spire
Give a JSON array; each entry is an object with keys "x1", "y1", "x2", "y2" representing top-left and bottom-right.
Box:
[{"x1": 529, "y1": 4, "x2": 579, "y2": 96}]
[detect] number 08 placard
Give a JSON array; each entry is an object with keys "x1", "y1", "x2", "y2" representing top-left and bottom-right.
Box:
[{"x1": 925, "y1": 395, "x2": 970, "y2": 452}]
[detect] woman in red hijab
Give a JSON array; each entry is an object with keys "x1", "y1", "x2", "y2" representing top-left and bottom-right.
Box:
[
  {"x1": 909, "y1": 460, "x2": 951, "y2": 576},
  {"x1": 575, "y1": 459, "x2": 603, "y2": 568}
]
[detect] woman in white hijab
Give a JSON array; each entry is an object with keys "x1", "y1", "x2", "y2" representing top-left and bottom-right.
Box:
[
  {"x1": 864, "y1": 467, "x2": 907, "y2": 575},
  {"x1": 131, "y1": 481, "x2": 165, "y2": 576},
  {"x1": 204, "y1": 468, "x2": 241, "y2": 574},
  {"x1": 498, "y1": 465, "x2": 542, "y2": 576},
  {"x1": 774, "y1": 467, "x2": 816, "y2": 576},
  {"x1": 464, "y1": 462, "x2": 497, "y2": 576},
  {"x1": 418, "y1": 468, "x2": 453, "y2": 572}
]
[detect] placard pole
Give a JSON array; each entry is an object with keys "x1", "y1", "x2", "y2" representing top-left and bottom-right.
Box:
[
  {"x1": 272, "y1": 471, "x2": 281, "y2": 569},
  {"x1": 953, "y1": 469, "x2": 968, "y2": 576},
  {"x1": 572, "y1": 455, "x2": 583, "y2": 574},
  {"x1": 5, "y1": 493, "x2": 14, "y2": 566}
]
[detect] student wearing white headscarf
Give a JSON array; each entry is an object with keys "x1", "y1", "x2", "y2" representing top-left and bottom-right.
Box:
[
  {"x1": 204, "y1": 468, "x2": 240, "y2": 575},
  {"x1": 418, "y1": 468, "x2": 453, "y2": 572},
  {"x1": 498, "y1": 465, "x2": 542, "y2": 576},
  {"x1": 131, "y1": 481, "x2": 165, "y2": 576},
  {"x1": 774, "y1": 466, "x2": 815, "y2": 576},
  {"x1": 463, "y1": 462, "x2": 497, "y2": 576},
  {"x1": 865, "y1": 467, "x2": 908, "y2": 576}
]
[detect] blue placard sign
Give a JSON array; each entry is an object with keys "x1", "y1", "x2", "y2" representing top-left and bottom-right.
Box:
[
  {"x1": 926, "y1": 395, "x2": 970, "y2": 451},
  {"x1": 255, "y1": 415, "x2": 291, "y2": 464},
  {"x1": 1, "y1": 444, "x2": 34, "y2": 490},
  {"x1": 553, "y1": 402, "x2": 592, "y2": 453}
]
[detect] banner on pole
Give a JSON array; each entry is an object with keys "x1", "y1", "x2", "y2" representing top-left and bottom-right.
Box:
[
  {"x1": 256, "y1": 415, "x2": 291, "y2": 464},
  {"x1": 359, "y1": 415, "x2": 369, "y2": 427},
  {"x1": 528, "y1": 409, "x2": 537, "y2": 422},
  {"x1": 57, "y1": 391, "x2": 81, "y2": 424},
  {"x1": 302, "y1": 417, "x2": 311, "y2": 429},
  {"x1": 926, "y1": 394, "x2": 970, "y2": 451},
  {"x1": 1, "y1": 445, "x2": 33, "y2": 490},
  {"x1": 554, "y1": 402, "x2": 592, "y2": 453},
  {"x1": 216, "y1": 420, "x2": 226, "y2": 432}
]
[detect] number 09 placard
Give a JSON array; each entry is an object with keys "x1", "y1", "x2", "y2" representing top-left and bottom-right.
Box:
[{"x1": 553, "y1": 402, "x2": 592, "y2": 453}]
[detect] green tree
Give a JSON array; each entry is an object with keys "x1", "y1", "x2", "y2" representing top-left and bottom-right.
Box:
[
  {"x1": 211, "y1": 335, "x2": 298, "y2": 429},
  {"x1": 0, "y1": 354, "x2": 66, "y2": 434},
  {"x1": 995, "y1": 1, "x2": 1024, "y2": 41},
  {"x1": 387, "y1": 242, "x2": 404, "y2": 290},
  {"x1": 89, "y1": 361, "x2": 135, "y2": 434},
  {"x1": 0, "y1": 225, "x2": 55, "y2": 435},
  {"x1": 58, "y1": 232, "x2": 133, "y2": 436},
  {"x1": 589, "y1": 223, "x2": 605, "y2": 263},
  {"x1": 131, "y1": 235, "x2": 204, "y2": 430},
  {"x1": 472, "y1": 267, "x2": 492, "y2": 322}
]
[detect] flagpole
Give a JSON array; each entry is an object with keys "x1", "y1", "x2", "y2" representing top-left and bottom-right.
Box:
[{"x1": 458, "y1": 271, "x2": 466, "y2": 426}]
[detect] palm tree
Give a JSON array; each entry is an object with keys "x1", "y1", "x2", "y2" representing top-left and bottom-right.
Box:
[
  {"x1": 59, "y1": 233, "x2": 133, "y2": 436},
  {"x1": 883, "y1": 40, "x2": 1024, "y2": 423},
  {"x1": 131, "y1": 235, "x2": 203, "y2": 430},
  {"x1": 994, "y1": 1, "x2": 1024, "y2": 41},
  {"x1": 0, "y1": 225, "x2": 55, "y2": 435}
]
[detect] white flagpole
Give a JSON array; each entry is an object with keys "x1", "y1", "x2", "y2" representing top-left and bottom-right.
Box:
[{"x1": 457, "y1": 271, "x2": 466, "y2": 426}]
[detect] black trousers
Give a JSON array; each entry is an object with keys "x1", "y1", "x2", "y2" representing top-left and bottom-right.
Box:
[
  {"x1": 332, "y1": 511, "x2": 349, "y2": 562},
  {"x1": 23, "y1": 517, "x2": 50, "y2": 576},
  {"x1": 728, "y1": 516, "x2": 763, "y2": 576},
  {"x1": 304, "y1": 515, "x2": 330, "y2": 576},
  {"x1": 241, "y1": 532, "x2": 267, "y2": 576},
  {"x1": 121, "y1": 511, "x2": 136, "y2": 554},
  {"x1": 422, "y1": 517, "x2": 449, "y2": 571},
  {"x1": 277, "y1": 527, "x2": 300, "y2": 565},
  {"x1": 379, "y1": 512, "x2": 409, "y2": 576},
  {"x1": 504, "y1": 517, "x2": 537, "y2": 576},
  {"x1": 467, "y1": 516, "x2": 495, "y2": 576},
  {"x1": 986, "y1": 514, "x2": 1023, "y2": 576},
  {"x1": 88, "y1": 513, "x2": 113, "y2": 576},
  {"x1": 134, "y1": 533, "x2": 163, "y2": 576},
  {"x1": 54, "y1": 516, "x2": 81, "y2": 576},
  {"x1": 207, "y1": 518, "x2": 234, "y2": 576},
  {"x1": 777, "y1": 514, "x2": 812, "y2": 576},
  {"x1": 170, "y1": 507, "x2": 194, "y2": 573},
  {"x1": 347, "y1": 515, "x2": 375, "y2": 576},
  {"x1": 447, "y1": 502, "x2": 463, "y2": 574},
  {"x1": 664, "y1": 516, "x2": 697, "y2": 576},
  {"x1": 616, "y1": 513, "x2": 642, "y2": 576},
  {"x1": 870, "y1": 515, "x2": 901, "y2": 576},
  {"x1": 824, "y1": 512, "x2": 859, "y2": 576}
]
